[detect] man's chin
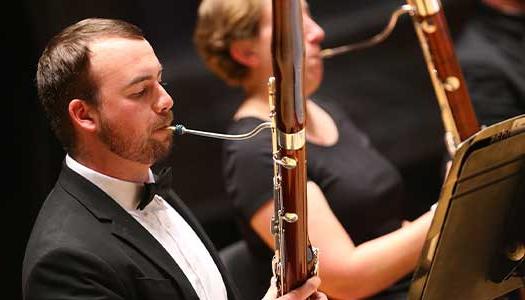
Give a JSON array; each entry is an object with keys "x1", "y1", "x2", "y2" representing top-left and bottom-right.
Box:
[{"x1": 151, "y1": 139, "x2": 173, "y2": 162}]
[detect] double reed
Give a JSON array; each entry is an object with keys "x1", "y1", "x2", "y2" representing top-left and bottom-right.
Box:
[
  {"x1": 407, "y1": 0, "x2": 480, "y2": 152},
  {"x1": 269, "y1": 0, "x2": 318, "y2": 296}
]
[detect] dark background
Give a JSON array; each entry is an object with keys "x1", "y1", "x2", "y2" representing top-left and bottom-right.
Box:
[{"x1": 8, "y1": 0, "x2": 476, "y2": 299}]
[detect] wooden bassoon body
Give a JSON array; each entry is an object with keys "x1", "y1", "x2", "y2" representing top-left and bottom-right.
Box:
[
  {"x1": 407, "y1": 0, "x2": 480, "y2": 152},
  {"x1": 269, "y1": 0, "x2": 317, "y2": 296}
]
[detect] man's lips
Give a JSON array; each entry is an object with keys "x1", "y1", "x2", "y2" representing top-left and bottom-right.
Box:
[{"x1": 153, "y1": 122, "x2": 173, "y2": 134}]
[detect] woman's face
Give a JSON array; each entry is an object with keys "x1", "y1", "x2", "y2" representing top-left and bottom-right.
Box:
[{"x1": 256, "y1": 0, "x2": 325, "y2": 96}]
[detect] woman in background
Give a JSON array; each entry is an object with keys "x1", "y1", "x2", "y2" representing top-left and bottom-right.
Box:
[{"x1": 194, "y1": 0, "x2": 434, "y2": 299}]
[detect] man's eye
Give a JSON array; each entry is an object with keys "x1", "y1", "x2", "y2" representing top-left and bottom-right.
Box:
[{"x1": 131, "y1": 89, "x2": 147, "y2": 97}]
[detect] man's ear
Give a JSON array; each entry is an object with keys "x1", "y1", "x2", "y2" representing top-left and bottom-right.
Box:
[
  {"x1": 68, "y1": 99, "x2": 97, "y2": 132},
  {"x1": 230, "y1": 39, "x2": 259, "y2": 68}
]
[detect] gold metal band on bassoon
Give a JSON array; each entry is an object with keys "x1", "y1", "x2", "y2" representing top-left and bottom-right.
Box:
[
  {"x1": 278, "y1": 128, "x2": 306, "y2": 150},
  {"x1": 409, "y1": 0, "x2": 441, "y2": 17}
]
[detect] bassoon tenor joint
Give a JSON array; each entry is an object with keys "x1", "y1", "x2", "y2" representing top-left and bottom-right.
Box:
[{"x1": 269, "y1": 0, "x2": 320, "y2": 294}]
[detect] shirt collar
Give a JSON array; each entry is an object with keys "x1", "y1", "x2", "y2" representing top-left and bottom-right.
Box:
[{"x1": 65, "y1": 154, "x2": 155, "y2": 211}]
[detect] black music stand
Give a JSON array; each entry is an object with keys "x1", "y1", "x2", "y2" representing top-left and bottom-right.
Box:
[{"x1": 408, "y1": 115, "x2": 525, "y2": 300}]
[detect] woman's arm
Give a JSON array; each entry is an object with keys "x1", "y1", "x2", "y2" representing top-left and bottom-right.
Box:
[{"x1": 250, "y1": 181, "x2": 434, "y2": 299}]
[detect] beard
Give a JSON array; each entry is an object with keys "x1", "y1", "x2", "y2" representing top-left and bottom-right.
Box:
[{"x1": 98, "y1": 112, "x2": 173, "y2": 165}]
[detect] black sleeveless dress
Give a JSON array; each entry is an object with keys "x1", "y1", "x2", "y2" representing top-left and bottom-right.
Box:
[{"x1": 223, "y1": 99, "x2": 410, "y2": 298}]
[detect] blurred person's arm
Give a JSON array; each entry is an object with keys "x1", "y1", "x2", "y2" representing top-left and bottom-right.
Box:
[{"x1": 251, "y1": 181, "x2": 434, "y2": 299}]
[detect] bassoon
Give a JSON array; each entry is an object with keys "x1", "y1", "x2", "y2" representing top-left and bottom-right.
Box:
[
  {"x1": 321, "y1": 0, "x2": 481, "y2": 155},
  {"x1": 407, "y1": 0, "x2": 480, "y2": 153},
  {"x1": 268, "y1": 0, "x2": 318, "y2": 296},
  {"x1": 171, "y1": 1, "x2": 318, "y2": 293}
]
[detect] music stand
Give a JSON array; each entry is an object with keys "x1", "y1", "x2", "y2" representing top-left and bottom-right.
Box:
[{"x1": 408, "y1": 115, "x2": 525, "y2": 300}]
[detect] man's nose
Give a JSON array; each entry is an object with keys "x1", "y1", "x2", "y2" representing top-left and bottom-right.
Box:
[{"x1": 155, "y1": 82, "x2": 174, "y2": 113}]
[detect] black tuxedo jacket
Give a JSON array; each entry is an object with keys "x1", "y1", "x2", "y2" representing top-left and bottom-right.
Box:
[{"x1": 22, "y1": 164, "x2": 239, "y2": 300}]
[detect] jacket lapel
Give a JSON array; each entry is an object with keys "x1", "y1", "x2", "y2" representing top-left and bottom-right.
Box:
[{"x1": 58, "y1": 164, "x2": 199, "y2": 300}]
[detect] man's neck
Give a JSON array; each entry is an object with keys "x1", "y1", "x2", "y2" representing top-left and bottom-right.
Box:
[{"x1": 72, "y1": 151, "x2": 151, "y2": 183}]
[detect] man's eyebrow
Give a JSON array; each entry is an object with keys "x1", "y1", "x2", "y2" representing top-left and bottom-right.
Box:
[{"x1": 125, "y1": 66, "x2": 164, "y2": 88}]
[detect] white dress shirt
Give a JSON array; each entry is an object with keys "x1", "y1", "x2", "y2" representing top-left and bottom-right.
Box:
[{"x1": 65, "y1": 155, "x2": 228, "y2": 300}]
